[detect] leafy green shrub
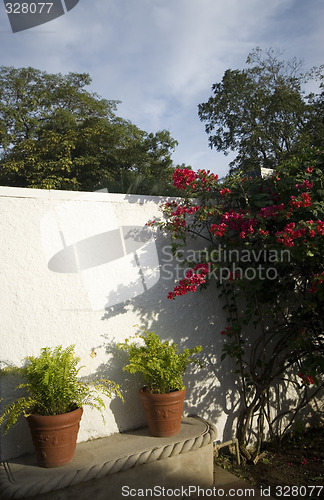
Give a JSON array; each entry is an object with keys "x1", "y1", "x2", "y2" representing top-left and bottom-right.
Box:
[
  {"x1": 117, "y1": 328, "x2": 203, "y2": 394},
  {"x1": 0, "y1": 345, "x2": 123, "y2": 433},
  {"x1": 150, "y1": 147, "x2": 324, "y2": 461}
]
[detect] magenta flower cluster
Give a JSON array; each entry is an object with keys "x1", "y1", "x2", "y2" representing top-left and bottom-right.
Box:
[{"x1": 167, "y1": 263, "x2": 210, "y2": 300}]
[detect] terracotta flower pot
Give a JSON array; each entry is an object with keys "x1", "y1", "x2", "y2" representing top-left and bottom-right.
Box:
[
  {"x1": 139, "y1": 388, "x2": 185, "y2": 437},
  {"x1": 26, "y1": 407, "x2": 83, "y2": 468}
]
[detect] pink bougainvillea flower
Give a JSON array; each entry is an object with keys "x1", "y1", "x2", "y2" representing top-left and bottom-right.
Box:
[
  {"x1": 219, "y1": 188, "x2": 231, "y2": 198},
  {"x1": 298, "y1": 372, "x2": 315, "y2": 385},
  {"x1": 172, "y1": 168, "x2": 218, "y2": 191},
  {"x1": 259, "y1": 204, "x2": 285, "y2": 218},
  {"x1": 295, "y1": 180, "x2": 314, "y2": 190},
  {"x1": 307, "y1": 272, "x2": 324, "y2": 294},
  {"x1": 258, "y1": 229, "x2": 269, "y2": 237},
  {"x1": 167, "y1": 263, "x2": 210, "y2": 299},
  {"x1": 289, "y1": 192, "x2": 312, "y2": 208},
  {"x1": 210, "y1": 222, "x2": 228, "y2": 237},
  {"x1": 316, "y1": 221, "x2": 324, "y2": 235},
  {"x1": 172, "y1": 168, "x2": 197, "y2": 190},
  {"x1": 220, "y1": 326, "x2": 234, "y2": 336}
]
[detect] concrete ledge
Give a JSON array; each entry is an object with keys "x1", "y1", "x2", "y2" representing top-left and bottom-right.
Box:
[
  {"x1": 0, "y1": 417, "x2": 216, "y2": 499},
  {"x1": 0, "y1": 185, "x2": 175, "y2": 204}
]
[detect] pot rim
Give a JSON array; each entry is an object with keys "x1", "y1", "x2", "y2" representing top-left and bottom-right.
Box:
[
  {"x1": 26, "y1": 406, "x2": 83, "y2": 419},
  {"x1": 139, "y1": 386, "x2": 186, "y2": 395}
]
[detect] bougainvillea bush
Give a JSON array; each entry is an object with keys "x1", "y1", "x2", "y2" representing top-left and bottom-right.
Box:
[{"x1": 149, "y1": 148, "x2": 324, "y2": 461}]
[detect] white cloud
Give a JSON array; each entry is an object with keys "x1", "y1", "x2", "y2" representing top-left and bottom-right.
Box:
[{"x1": 0, "y1": 0, "x2": 323, "y2": 175}]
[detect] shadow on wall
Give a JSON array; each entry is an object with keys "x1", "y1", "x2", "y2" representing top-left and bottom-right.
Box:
[
  {"x1": 40, "y1": 191, "x2": 161, "y2": 312},
  {"x1": 96, "y1": 231, "x2": 324, "y2": 442},
  {"x1": 95, "y1": 229, "x2": 241, "y2": 441},
  {"x1": 0, "y1": 373, "x2": 34, "y2": 460},
  {"x1": 38, "y1": 191, "x2": 239, "y2": 441}
]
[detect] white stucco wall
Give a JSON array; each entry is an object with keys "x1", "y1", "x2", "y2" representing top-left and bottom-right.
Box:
[{"x1": 0, "y1": 186, "x2": 234, "y2": 461}]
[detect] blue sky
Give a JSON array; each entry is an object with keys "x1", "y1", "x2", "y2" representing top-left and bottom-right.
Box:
[{"x1": 0, "y1": 0, "x2": 323, "y2": 178}]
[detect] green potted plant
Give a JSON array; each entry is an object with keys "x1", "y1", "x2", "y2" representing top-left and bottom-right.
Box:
[
  {"x1": 0, "y1": 345, "x2": 123, "y2": 467},
  {"x1": 117, "y1": 328, "x2": 202, "y2": 437}
]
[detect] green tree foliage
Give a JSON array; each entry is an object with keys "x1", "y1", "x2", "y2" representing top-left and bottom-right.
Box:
[
  {"x1": 198, "y1": 48, "x2": 324, "y2": 174},
  {"x1": 0, "y1": 66, "x2": 178, "y2": 193}
]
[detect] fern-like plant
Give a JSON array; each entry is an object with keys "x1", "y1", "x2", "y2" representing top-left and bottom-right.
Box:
[
  {"x1": 0, "y1": 345, "x2": 123, "y2": 434},
  {"x1": 117, "y1": 328, "x2": 203, "y2": 394}
]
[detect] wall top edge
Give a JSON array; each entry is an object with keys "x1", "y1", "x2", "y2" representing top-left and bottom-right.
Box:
[{"x1": 0, "y1": 186, "x2": 180, "y2": 204}]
